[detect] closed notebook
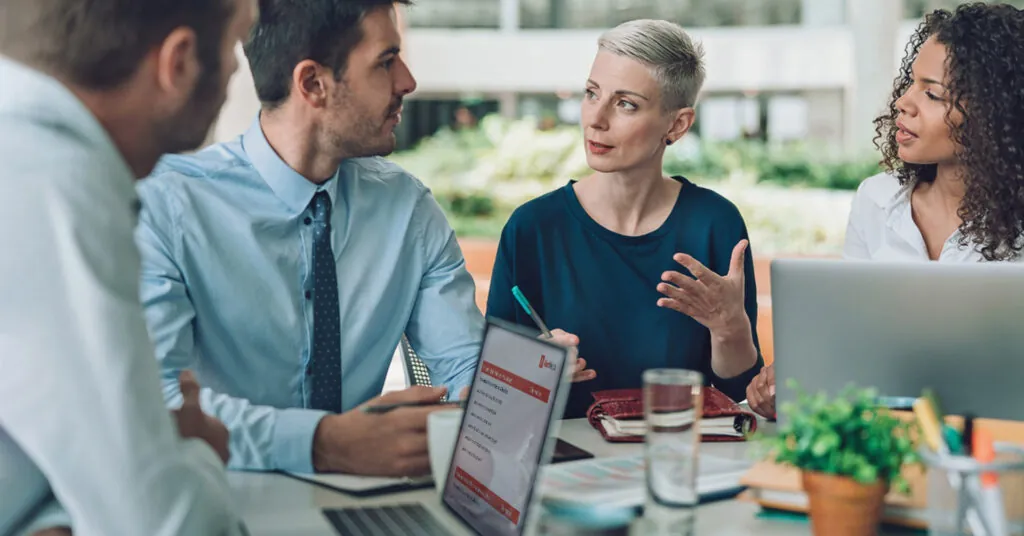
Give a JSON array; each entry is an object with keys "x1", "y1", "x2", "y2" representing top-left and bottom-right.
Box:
[{"x1": 585, "y1": 387, "x2": 758, "y2": 443}]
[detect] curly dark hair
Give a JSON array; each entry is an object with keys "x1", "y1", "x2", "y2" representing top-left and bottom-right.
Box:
[{"x1": 873, "y1": 2, "x2": 1024, "y2": 261}]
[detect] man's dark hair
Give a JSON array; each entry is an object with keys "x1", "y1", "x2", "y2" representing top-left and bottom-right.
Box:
[
  {"x1": 245, "y1": 0, "x2": 412, "y2": 109},
  {"x1": 0, "y1": 0, "x2": 233, "y2": 90}
]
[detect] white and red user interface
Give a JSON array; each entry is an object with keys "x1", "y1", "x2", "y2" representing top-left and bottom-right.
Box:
[{"x1": 442, "y1": 325, "x2": 566, "y2": 536}]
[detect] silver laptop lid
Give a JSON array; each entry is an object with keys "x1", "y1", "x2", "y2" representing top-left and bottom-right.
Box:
[{"x1": 771, "y1": 258, "x2": 1024, "y2": 422}]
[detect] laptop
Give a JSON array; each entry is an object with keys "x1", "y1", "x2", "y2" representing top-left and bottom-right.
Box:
[
  {"x1": 771, "y1": 258, "x2": 1024, "y2": 423},
  {"x1": 325, "y1": 317, "x2": 575, "y2": 535}
]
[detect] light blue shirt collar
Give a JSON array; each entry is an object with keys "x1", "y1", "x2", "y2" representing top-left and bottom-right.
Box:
[{"x1": 240, "y1": 115, "x2": 339, "y2": 214}]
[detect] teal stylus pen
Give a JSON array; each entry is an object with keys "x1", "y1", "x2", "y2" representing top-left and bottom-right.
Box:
[{"x1": 511, "y1": 286, "x2": 552, "y2": 338}]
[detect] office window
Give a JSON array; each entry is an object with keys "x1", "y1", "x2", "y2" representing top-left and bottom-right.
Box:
[
  {"x1": 405, "y1": 0, "x2": 500, "y2": 28},
  {"x1": 514, "y1": 93, "x2": 584, "y2": 128},
  {"x1": 698, "y1": 95, "x2": 762, "y2": 142},
  {"x1": 767, "y1": 95, "x2": 809, "y2": 142},
  {"x1": 521, "y1": 0, "x2": 801, "y2": 29}
]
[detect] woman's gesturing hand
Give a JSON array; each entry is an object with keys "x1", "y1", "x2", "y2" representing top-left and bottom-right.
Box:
[{"x1": 656, "y1": 239, "x2": 749, "y2": 338}]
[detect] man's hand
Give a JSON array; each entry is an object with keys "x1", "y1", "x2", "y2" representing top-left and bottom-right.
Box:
[
  {"x1": 312, "y1": 386, "x2": 452, "y2": 476},
  {"x1": 172, "y1": 371, "x2": 230, "y2": 464},
  {"x1": 547, "y1": 329, "x2": 597, "y2": 383},
  {"x1": 746, "y1": 364, "x2": 776, "y2": 420},
  {"x1": 31, "y1": 528, "x2": 72, "y2": 536}
]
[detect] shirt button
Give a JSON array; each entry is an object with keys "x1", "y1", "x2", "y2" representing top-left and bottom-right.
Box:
[
  {"x1": 304, "y1": 290, "x2": 312, "y2": 300},
  {"x1": 304, "y1": 217, "x2": 312, "y2": 225},
  {"x1": 305, "y1": 368, "x2": 313, "y2": 377}
]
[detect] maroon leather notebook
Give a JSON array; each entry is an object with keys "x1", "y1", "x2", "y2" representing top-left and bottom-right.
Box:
[{"x1": 585, "y1": 386, "x2": 758, "y2": 443}]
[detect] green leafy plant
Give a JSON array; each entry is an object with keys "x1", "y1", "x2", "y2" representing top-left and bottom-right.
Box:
[
  {"x1": 755, "y1": 143, "x2": 880, "y2": 190},
  {"x1": 761, "y1": 380, "x2": 920, "y2": 494},
  {"x1": 392, "y1": 114, "x2": 867, "y2": 247},
  {"x1": 438, "y1": 191, "x2": 496, "y2": 218}
]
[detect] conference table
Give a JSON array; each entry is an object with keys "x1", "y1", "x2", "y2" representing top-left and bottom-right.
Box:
[{"x1": 227, "y1": 419, "x2": 918, "y2": 535}]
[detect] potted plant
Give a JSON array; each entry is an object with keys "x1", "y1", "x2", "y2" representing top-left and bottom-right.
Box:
[{"x1": 761, "y1": 381, "x2": 920, "y2": 536}]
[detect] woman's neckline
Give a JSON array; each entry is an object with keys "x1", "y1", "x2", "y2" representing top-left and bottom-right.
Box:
[{"x1": 563, "y1": 175, "x2": 690, "y2": 244}]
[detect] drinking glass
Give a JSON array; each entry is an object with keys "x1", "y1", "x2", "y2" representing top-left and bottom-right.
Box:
[{"x1": 641, "y1": 368, "x2": 703, "y2": 535}]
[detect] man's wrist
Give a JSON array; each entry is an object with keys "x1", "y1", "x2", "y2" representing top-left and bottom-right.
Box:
[
  {"x1": 312, "y1": 415, "x2": 333, "y2": 472},
  {"x1": 312, "y1": 413, "x2": 351, "y2": 473},
  {"x1": 31, "y1": 528, "x2": 72, "y2": 536}
]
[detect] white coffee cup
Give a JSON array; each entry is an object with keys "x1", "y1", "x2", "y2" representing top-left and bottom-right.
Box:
[{"x1": 427, "y1": 408, "x2": 464, "y2": 495}]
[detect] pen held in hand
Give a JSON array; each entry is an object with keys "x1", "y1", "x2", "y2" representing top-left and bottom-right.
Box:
[
  {"x1": 361, "y1": 399, "x2": 467, "y2": 414},
  {"x1": 511, "y1": 285, "x2": 552, "y2": 338}
]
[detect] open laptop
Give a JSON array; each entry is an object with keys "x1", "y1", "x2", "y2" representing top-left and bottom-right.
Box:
[
  {"x1": 324, "y1": 317, "x2": 575, "y2": 535},
  {"x1": 771, "y1": 258, "x2": 1024, "y2": 423}
]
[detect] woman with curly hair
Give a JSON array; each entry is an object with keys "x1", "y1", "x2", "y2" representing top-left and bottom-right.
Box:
[
  {"x1": 746, "y1": 2, "x2": 1024, "y2": 420},
  {"x1": 846, "y1": 2, "x2": 1024, "y2": 262}
]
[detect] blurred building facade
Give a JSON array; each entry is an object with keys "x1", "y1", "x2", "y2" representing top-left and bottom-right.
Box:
[
  {"x1": 211, "y1": 0, "x2": 1021, "y2": 156},
  {"x1": 399, "y1": 0, "x2": 902, "y2": 156}
]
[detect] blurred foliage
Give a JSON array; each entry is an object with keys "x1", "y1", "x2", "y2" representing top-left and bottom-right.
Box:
[
  {"x1": 446, "y1": 206, "x2": 515, "y2": 239},
  {"x1": 395, "y1": 115, "x2": 879, "y2": 193},
  {"x1": 394, "y1": 115, "x2": 870, "y2": 253},
  {"x1": 666, "y1": 139, "x2": 881, "y2": 190},
  {"x1": 755, "y1": 146, "x2": 882, "y2": 190},
  {"x1": 393, "y1": 115, "x2": 591, "y2": 197},
  {"x1": 445, "y1": 192, "x2": 496, "y2": 217}
]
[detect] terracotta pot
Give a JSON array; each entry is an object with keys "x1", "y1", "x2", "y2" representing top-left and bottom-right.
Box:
[{"x1": 801, "y1": 471, "x2": 888, "y2": 536}]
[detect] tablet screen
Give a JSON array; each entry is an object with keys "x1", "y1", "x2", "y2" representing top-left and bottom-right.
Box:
[{"x1": 441, "y1": 321, "x2": 568, "y2": 536}]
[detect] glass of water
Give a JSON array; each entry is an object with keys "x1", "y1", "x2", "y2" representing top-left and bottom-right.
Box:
[{"x1": 641, "y1": 368, "x2": 703, "y2": 535}]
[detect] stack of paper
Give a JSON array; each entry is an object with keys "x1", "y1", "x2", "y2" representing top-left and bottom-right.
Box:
[{"x1": 539, "y1": 453, "x2": 752, "y2": 508}]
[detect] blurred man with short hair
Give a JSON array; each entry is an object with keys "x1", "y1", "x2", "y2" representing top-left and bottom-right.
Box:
[{"x1": 0, "y1": 0, "x2": 256, "y2": 534}]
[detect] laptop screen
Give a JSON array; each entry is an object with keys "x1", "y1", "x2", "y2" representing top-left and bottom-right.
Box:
[{"x1": 441, "y1": 319, "x2": 569, "y2": 536}]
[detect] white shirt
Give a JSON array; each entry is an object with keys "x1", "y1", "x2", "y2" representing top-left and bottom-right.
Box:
[
  {"x1": 0, "y1": 57, "x2": 245, "y2": 535},
  {"x1": 843, "y1": 172, "x2": 1024, "y2": 263}
]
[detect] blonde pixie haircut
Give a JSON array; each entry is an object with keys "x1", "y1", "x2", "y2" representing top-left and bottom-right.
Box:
[{"x1": 597, "y1": 19, "x2": 707, "y2": 111}]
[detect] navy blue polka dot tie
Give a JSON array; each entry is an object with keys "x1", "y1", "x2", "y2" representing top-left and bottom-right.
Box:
[{"x1": 309, "y1": 191, "x2": 342, "y2": 413}]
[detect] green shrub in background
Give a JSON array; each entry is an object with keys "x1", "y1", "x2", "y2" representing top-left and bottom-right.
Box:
[
  {"x1": 434, "y1": 190, "x2": 513, "y2": 238},
  {"x1": 437, "y1": 191, "x2": 496, "y2": 218},
  {"x1": 393, "y1": 115, "x2": 590, "y2": 193},
  {"x1": 662, "y1": 137, "x2": 732, "y2": 180},
  {"x1": 394, "y1": 114, "x2": 870, "y2": 251},
  {"x1": 391, "y1": 125, "x2": 494, "y2": 189},
  {"x1": 666, "y1": 139, "x2": 881, "y2": 190},
  {"x1": 394, "y1": 114, "x2": 879, "y2": 194},
  {"x1": 756, "y1": 145, "x2": 881, "y2": 190}
]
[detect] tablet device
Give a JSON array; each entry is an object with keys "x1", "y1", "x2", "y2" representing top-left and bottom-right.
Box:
[{"x1": 440, "y1": 317, "x2": 574, "y2": 536}]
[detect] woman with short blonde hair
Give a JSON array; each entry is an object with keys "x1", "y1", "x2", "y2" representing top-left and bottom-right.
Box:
[{"x1": 487, "y1": 19, "x2": 763, "y2": 418}]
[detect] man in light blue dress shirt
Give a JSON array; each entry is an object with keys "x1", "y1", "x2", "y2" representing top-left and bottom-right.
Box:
[
  {"x1": 136, "y1": 0, "x2": 488, "y2": 477},
  {"x1": 1, "y1": 0, "x2": 255, "y2": 534}
]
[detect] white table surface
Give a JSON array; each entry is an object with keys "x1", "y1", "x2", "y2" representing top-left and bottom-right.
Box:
[{"x1": 228, "y1": 419, "x2": 918, "y2": 535}]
